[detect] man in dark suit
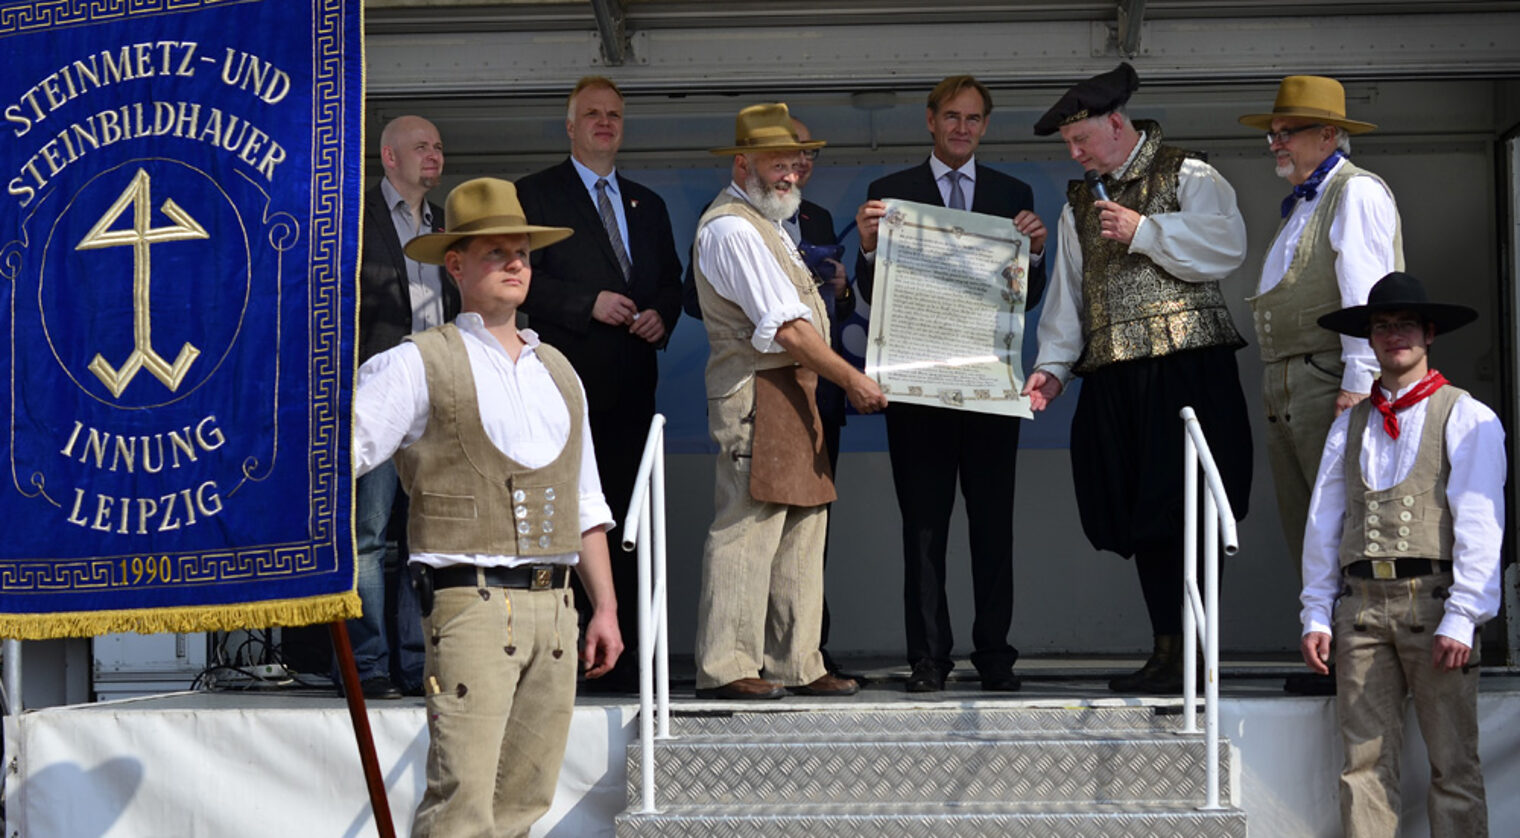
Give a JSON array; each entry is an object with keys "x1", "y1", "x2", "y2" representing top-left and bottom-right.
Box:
[
  {"x1": 517, "y1": 76, "x2": 684, "y2": 692},
  {"x1": 854, "y1": 75, "x2": 1048, "y2": 692},
  {"x1": 350, "y1": 114, "x2": 459, "y2": 698}
]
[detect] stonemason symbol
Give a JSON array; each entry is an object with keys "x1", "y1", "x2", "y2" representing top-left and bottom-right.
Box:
[{"x1": 77, "y1": 168, "x2": 207, "y2": 398}]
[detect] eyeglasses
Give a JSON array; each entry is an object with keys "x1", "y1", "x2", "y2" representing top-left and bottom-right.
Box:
[
  {"x1": 1265, "y1": 123, "x2": 1324, "y2": 146},
  {"x1": 1369, "y1": 319, "x2": 1424, "y2": 336},
  {"x1": 801, "y1": 149, "x2": 820, "y2": 161}
]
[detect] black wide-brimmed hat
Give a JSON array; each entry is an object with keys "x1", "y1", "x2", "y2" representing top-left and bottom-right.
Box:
[
  {"x1": 1034, "y1": 63, "x2": 1140, "y2": 136},
  {"x1": 1316, "y1": 271, "x2": 1478, "y2": 337}
]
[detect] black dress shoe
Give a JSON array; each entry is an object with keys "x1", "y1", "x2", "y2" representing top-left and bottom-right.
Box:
[
  {"x1": 905, "y1": 660, "x2": 946, "y2": 693},
  {"x1": 980, "y1": 669, "x2": 1022, "y2": 692},
  {"x1": 336, "y1": 676, "x2": 402, "y2": 700}
]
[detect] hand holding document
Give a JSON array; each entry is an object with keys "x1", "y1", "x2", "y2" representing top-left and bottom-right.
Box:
[{"x1": 865, "y1": 199, "x2": 1032, "y2": 418}]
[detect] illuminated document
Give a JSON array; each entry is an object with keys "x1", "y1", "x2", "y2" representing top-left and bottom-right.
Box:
[{"x1": 866, "y1": 199, "x2": 1032, "y2": 418}]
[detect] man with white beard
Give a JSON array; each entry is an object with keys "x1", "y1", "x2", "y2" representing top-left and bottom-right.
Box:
[{"x1": 690, "y1": 103, "x2": 887, "y2": 700}]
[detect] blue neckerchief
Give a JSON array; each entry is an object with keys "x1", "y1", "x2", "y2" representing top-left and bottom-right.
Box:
[{"x1": 1281, "y1": 150, "x2": 1346, "y2": 218}]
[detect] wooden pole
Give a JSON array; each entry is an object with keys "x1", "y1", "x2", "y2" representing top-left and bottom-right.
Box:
[{"x1": 330, "y1": 620, "x2": 397, "y2": 838}]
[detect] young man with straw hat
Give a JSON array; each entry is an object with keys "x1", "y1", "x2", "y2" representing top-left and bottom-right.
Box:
[
  {"x1": 1300, "y1": 271, "x2": 1501, "y2": 838},
  {"x1": 1240, "y1": 80, "x2": 1404, "y2": 697},
  {"x1": 353, "y1": 177, "x2": 623, "y2": 837},
  {"x1": 691, "y1": 103, "x2": 886, "y2": 700}
]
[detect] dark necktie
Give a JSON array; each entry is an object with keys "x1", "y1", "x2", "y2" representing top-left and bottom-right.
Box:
[
  {"x1": 1280, "y1": 150, "x2": 1345, "y2": 218},
  {"x1": 945, "y1": 170, "x2": 966, "y2": 211},
  {"x1": 595, "y1": 178, "x2": 632, "y2": 280},
  {"x1": 1369, "y1": 369, "x2": 1448, "y2": 439}
]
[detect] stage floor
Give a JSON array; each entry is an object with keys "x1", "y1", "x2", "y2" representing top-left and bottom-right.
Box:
[{"x1": 6, "y1": 659, "x2": 1519, "y2": 837}]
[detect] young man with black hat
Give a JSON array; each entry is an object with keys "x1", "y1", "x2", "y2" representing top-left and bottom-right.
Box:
[
  {"x1": 1240, "y1": 82, "x2": 1403, "y2": 697},
  {"x1": 1022, "y1": 63, "x2": 1255, "y2": 693},
  {"x1": 353, "y1": 177, "x2": 623, "y2": 837},
  {"x1": 1300, "y1": 271, "x2": 1501, "y2": 838}
]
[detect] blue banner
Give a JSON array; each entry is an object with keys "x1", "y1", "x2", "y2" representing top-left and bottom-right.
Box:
[{"x1": 0, "y1": 0, "x2": 361, "y2": 637}]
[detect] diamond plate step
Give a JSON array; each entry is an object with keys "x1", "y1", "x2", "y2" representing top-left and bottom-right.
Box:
[
  {"x1": 665, "y1": 704, "x2": 1185, "y2": 737},
  {"x1": 628, "y1": 731, "x2": 1230, "y2": 807},
  {"x1": 616, "y1": 801, "x2": 1248, "y2": 838}
]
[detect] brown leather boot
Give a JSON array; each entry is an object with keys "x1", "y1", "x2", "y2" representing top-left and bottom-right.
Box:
[{"x1": 1109, "y1": 634, "x2": 1183, "y2": 693}]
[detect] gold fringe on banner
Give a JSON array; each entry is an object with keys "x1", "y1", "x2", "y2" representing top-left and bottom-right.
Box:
[{"x1": 0, "y1": 591, "x2": 361, "y2": 641}]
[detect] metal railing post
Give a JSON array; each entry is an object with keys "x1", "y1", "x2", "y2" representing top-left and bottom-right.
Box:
[
  {"x1": 622, "y1": 415, "x2": 669, "y2": 815},
  {"x1": 3, "y1": 638, "x2": 21, "y2": 714},
  {"x1": 1178, "y1": 406, "x2": 1237, "y2": 812}
]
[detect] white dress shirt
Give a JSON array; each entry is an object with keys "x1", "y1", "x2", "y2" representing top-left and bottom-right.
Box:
[
  {"x1": 1258, "y1": 157, "x2": 1398, "y2": 392},
  {"x1": 928, "y1": 153, "x2": 977, "y2": 208},
  {"x1": 1299, "y1": 383, "x2": 1505, "y2": 644},
  {"x1": 380, "y1": 177, "x2": 447, "y2": 333},
  {"x1": 1034, "y1": 133, "x2": 1248, "y2": 385},
  {"x1": 570, "y1": 156, "x2": 632, "y2": 263},
  {"x1": 353, "y1": 313, "x2": 614, "y2": 568},
  {"x1": 695, "y1": 183, "x2": 814, "y2": 352}
]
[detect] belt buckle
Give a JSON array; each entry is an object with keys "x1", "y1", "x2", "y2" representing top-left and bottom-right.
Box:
[
  {"x1": 1371, "y1": 559, "x2": 1397, "y2": 580},
  {"x1": 531, "y1": 566, "x2": 553, "y2": 591}
]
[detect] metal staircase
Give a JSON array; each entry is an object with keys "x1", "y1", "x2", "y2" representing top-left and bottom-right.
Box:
[{"x1": 615, "y1": 703, "x2": 1248, "y2": 837}]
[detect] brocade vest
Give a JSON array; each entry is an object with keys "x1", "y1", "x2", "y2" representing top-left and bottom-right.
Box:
[
  {"x1": 692, "y1": 189, "x2": 831, "y2": 399},
  {"x1": 394, "y1": 324, "x2": 583, "y2": 558},
  {"x1": 1248, "y1": 162, "x2": 1404, "y2": 362},
  {"x1": 1068, "y1": 121, "x2": 1244, "y2": 375},
  {"x1": 1337, "y1": 384, "x2": 1461, "y2": 567}
]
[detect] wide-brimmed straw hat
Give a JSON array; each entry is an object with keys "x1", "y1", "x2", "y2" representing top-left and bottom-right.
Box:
[
  {"x1": 403, "y1": 178, "x2": 573, "y2": 265},
  {"x1": 1238, "y1": 75, "x2": 1376, "y2": 134},
  {"x1": 709, "y1": 103, "x2": 826, "y2": 156},
  {"x1": 1317, "y1": 272, "x2": 1477, "y2": 338}
]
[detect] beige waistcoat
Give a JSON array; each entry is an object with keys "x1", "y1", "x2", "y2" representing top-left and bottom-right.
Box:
[
  {"x1": 1338, "y1": 384, "x2": 1462, "y2": 566},
  {"x1": 1248, "y1": 161, "x2": 1405, "y2": 362},
  {"x1": 394, "y1": 324, "x2": 584, "y2": 557}
]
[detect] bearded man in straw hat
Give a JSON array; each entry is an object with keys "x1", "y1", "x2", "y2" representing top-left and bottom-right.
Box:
[
  {"x1": 353, "y1": 177, "x2": 622, "y2": 837},
  {"x1": 1300, "y1": 271, "x2": 1501, "y2": 838},
  {"x1": 691, "y1": 103, "x2": 886, "y2": 700},
  {"x1": 1241, "y1": 81, "x2": 1404, "y2": 694}
]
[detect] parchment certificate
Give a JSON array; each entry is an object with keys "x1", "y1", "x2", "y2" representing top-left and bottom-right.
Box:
[{"x1": 866, "y1": 199, "x2": 1033, "y2": 418}]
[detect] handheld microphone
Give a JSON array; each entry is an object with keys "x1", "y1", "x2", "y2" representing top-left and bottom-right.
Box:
[{"x1": 1084, "y1": 170, "x2": 1109, "y2": 202}]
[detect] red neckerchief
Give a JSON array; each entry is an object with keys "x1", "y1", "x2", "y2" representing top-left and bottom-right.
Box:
[{"x1": 1369, "y1": 369, "x2": 1448, "y2": 439}]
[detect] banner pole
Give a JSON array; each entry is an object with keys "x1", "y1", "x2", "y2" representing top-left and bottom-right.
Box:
[{"x1": 329, "y1": 621, "x2": 397, "y2": 838}]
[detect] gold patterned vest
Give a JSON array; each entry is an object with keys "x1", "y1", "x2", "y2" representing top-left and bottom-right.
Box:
[
  {"x1": 1068, "y1": 121, "x2": 1245, "y2": 374},
  {"x1": 1337, "y1": 384, "x2": 1461, "y2": 567},
  {"x1": 1248, "y1": 161, "x2": 1404, "y2": 362},
  {"x1": 692, "y1": 189, "x2": 831, "y2": 399},
  {"x1": 394, "y1": 324, "x2": 583, "y2": 557}
]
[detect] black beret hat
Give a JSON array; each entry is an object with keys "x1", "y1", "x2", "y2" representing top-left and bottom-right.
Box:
[{"x1": 1034, "y1": 63, "x2": 1140, "y2": 136}]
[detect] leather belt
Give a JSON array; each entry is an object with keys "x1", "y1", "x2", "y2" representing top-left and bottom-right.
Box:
[
  {"x1": 1344, "y1": 558, "x2": 1452, "y2": 580},
  {"x1": 432, "y1": 564, "x2": 569, "y2": 591}
]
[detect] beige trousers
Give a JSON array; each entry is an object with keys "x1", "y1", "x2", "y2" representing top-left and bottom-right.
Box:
[
  {"x1": 411, "y1": 581, "x2": 578, "y2": 838},
  {"x1": 1334, "y1": 572, "x2": 1486, "y2": 838},
  {"x1": 1263, "y1": 351, "x2": 1343, "y2": 562},
  {"x1": 693, "y1": 379, "x2": 828, "y2": 689}
]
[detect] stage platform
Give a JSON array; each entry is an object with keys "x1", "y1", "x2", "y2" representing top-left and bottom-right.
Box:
[{"x1": 5, "y1": 659, "x2": 1519, "y2": 837}]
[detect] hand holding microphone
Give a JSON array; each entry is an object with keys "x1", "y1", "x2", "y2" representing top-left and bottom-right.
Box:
[{"x1": 1084, "y1": 170, "x2": 1140, "y2": 245}]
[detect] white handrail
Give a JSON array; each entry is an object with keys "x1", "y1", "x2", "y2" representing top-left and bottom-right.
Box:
[
  {"x1": 621, "y1": 414, "x2": 670, "y2": 814},
  {"x1": 1178, "y1": 406, "x2": 1237, "y2": 812}
]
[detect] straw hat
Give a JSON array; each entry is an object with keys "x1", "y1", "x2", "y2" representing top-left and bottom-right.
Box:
[
  {"x1": 1317, "y1": 272, "x2": 1477, "y2": 338},
  {"x1": 709, "y1": 103, "x2": 826, "y2": 156},
  {"x1": 403, "y1": 178, "x2": 573, "y2": 265},
  {"x1": 1238, "y1": 75, "x2": 1376, "y2": 134}
]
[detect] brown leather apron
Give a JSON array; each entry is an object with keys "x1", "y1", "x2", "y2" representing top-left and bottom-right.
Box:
[{"x1": 749, "y1": 367, "x2": 836, "y2": 507}]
